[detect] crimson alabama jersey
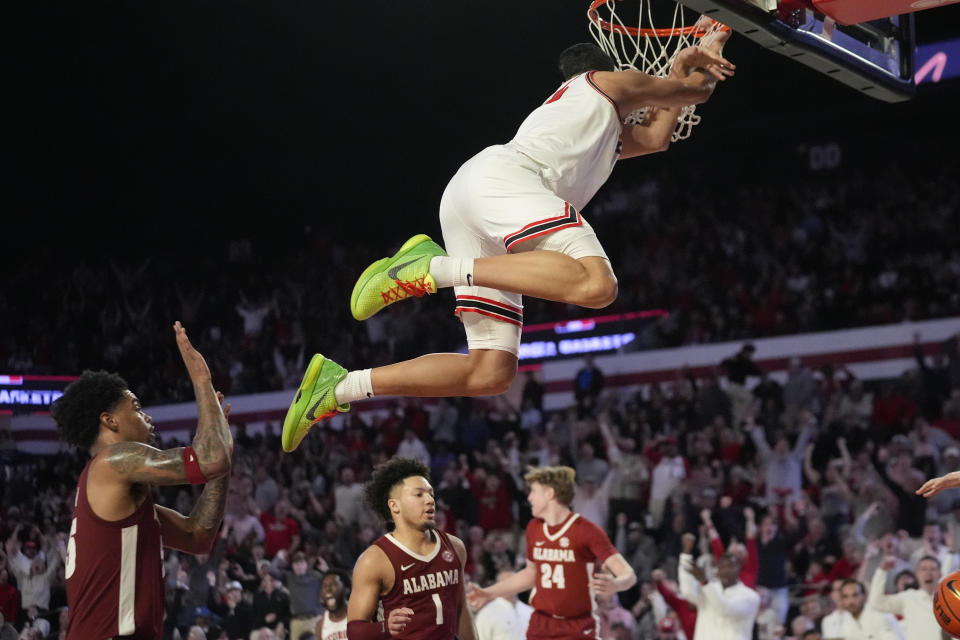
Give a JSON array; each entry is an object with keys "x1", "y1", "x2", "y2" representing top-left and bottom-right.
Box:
[
  {"x1": 66, "y1": 460, "x2": 165, "y2": 640},
  {"x1": 526, "y1": 512, "x2": 617, "y2": 619},
  {"x1": 372, "y1": 529, "x2": 463, "y2": 640},
  {"x1": 506, "y1": 70, "x2": 622, "y2": 212}
]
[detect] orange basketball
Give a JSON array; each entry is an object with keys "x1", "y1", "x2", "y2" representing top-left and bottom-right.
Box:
[{"x1": 934, "y1": 571, "x2": 960, "y2": 638}]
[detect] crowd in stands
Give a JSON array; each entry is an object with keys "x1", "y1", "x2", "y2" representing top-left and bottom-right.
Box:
[
  {"x1": 2, "y1": 325, "x2": 959, "y2": 639},
  {"x1": 1, "y1": 137, "x2": 958, "y2": 407}
]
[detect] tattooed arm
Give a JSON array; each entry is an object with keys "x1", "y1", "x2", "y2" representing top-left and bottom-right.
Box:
[
  {"x1": 88, "y1": 322, "x2": 233, "y2": 547},
  {"x1": 156, "y1": 475, "x2": 230, "y2": 554}
]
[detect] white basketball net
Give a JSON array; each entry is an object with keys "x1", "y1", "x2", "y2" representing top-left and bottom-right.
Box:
[{"x1": 588, "y1": 1, "x2": 724, "y2": 141}]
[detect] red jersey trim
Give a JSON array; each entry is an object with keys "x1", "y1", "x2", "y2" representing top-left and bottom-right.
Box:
[
  {"x1": 503, "y1": 203, "x2": 582, "y2": 252},
  {"x1": 586, "y1": 71, "x2": 622, "y2": 121},
  {"x1": 455, "y1": 295, "x2": 522, "y2": 314}
]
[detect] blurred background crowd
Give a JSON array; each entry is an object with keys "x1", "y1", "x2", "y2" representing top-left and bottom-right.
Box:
[
  {"x1": 2, "y1": 125, "x2": 960, "y2": 640},
  {"x1": 2, "y1": 323, "x2": 959, "y2": 638},
  {"x1": 1, "y1": 135, "x2": 957, "y2": 407}
]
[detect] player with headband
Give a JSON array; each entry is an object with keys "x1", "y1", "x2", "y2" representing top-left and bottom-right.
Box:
[{"x1": 51, "y1": 321, "x2": 234, "y2": 640}]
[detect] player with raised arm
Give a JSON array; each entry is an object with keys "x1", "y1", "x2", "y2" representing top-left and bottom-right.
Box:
[
  {"x1": 280, "y1": 19, "x2": 734, "y2": 452},
  {"x1": 347, "y1": 458, "x2": 476, "y2": 640},
  {"x1": 51, "y1": 322, "x2": 233, "y2": 640},
  {"x1": 466, "y1": 466, "x2": 636, "y2": 639}
]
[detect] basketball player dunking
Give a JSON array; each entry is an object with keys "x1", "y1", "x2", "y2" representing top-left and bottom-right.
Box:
[
  {"x1": 316, "y1": 569, "x2": 351, "y2": 640},
  {"x1": 50, "y1": 322, "x2": 233, "y2": 639},
  {"x1": 347, "y1": 458, "x2": 476, "y2": 640},
  {"x1": 280, "y1": 22, "x2": 734, "y2": 453},
  {"x1": 466, "y1": 466, "x2": 636, "y2": 639}
]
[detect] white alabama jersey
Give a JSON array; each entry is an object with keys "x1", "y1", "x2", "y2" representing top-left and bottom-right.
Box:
[
  {"x1": 506, "y1": 70, "x2": 623, "y2": 211},
  {"x1": 319, "y1": 610, "x2": 347, "y2": 640}
]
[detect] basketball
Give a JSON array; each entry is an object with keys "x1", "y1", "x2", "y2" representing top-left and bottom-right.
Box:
[{"x1": 934, "y1": 571, "x2": 960, "y2": 638}]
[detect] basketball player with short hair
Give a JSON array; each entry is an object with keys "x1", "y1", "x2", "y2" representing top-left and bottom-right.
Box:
[
  {"x1": 280, "y1": 20, "x2": 734, "y2": 451},
  {"x1": 467, "y1": 466, "x2": 637, "y2": 639},
  {"x1": 316, "y1": 569, "x2": 351, "y2": 640},
  {"x1": 51, "y1": 322, "x2": 233, "y2": 639},
  {"x1": 347, "y1": 458, "x2": 476, "y2": 640}
]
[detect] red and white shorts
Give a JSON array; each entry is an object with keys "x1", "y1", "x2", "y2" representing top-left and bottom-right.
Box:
[
  {"x1": 526, "y1": 610, "x2": 599, "y2": 640},
  {"x1": 438, "y1": 144, "x2": 608, "y2": 355}
]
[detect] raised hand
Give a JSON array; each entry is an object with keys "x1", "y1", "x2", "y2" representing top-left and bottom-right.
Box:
[
  {"x1": 684, "y1": 560, "x2": 708, "y2": 585},
  {"x1": 173, "y1": 321, "x2": 213, "y2": 384}
]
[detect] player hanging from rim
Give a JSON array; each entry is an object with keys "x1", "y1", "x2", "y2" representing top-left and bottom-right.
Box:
[
  {"x1": 466, "y1": 466, "x2": 637, "y2": 639},
  {"x1": 316, "y1": 568, "x2": 351, "y2": 640},
  {"x1": 280, "y1": 18, "x2": 733, "y2": 452},
  {"x1": 51, "y1": 322, "x2": 234, "y2": 640},
  {"x1": 346, "y1": 458, "x2": 476, "y2": 640}
]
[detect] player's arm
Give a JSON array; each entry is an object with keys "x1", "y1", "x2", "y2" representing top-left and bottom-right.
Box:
[
  {"x1": 917, "y1": 470, "x2": 960, "y2": 497},
  {"x1": 466, "y1": 562, "x2": 536, "y2": 609},
  {"x1": 96, "y1": 323, "x2": 233, "y2": 487},
  {"x1": 449, "y1": 535, "x2": 478, "y2": 640},
  {"x1": 347, "y1": 546, "x2": 411, "y2": 639},
  {"x1": 155, "y1": 474, "x2": 229, "y2": 554},
  {"x1": 866, "y1": 559, "x2": 905, "y2": 615},
  {"x1": 619, "y1": 47, "x2": 733, "y2": 157},
  {"x1": 598, "y1": 46, "x2": 733, "y2": 112},
  {"x1": 592, "y1": 553, "x2": 637, "y2": 597}
]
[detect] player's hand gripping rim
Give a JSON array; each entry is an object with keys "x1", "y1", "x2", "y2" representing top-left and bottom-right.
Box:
[{"x1": 672, "y1": 46, "x2": 735, "y2": 81}]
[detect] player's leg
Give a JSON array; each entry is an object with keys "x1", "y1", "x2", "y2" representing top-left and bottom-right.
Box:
[
  {"x1": 370, "y1": 347, "x2": 516, "y2": 397},
  {"x1": 350, "y1": 233, "x2": 617, "y2": 320},
  {"x1": 351, "y1": 148, "x2": 618, "y2": 322},
  {"x1": 281, "y1": 334, "x2": 519, "y2": 453}
]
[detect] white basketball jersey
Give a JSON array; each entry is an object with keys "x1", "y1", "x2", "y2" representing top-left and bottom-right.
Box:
[
  {"x1": 506, "y1": 71, "x2": 622, "y2": 211},
  {"x1": 319, "y1": 610, "x2": 347, "y2": 640}
]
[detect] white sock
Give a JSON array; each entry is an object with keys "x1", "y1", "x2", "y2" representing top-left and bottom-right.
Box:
[
  {"x1": 334, "y1": 369, "x2": 374, "y2": 404},
  {"x1": 429, "y1": 256, "x2": 475, "y2": 289}
]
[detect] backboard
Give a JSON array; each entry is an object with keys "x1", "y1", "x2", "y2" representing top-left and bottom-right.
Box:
[{"x1": 674, "y1": 0, "x2": 918, "y2": 101}]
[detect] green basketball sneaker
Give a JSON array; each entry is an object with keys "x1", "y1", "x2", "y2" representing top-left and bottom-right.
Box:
[
  {"x1": 350, "y1": 234, "x2": 446, "y2": 321},
  {"x1": 281, "y1": 354, "x2": 350, "y2": 452}
]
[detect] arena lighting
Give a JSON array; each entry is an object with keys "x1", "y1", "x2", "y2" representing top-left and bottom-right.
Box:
[
  {"x1": 518, "y1": 332, "x2": 636, "y2": 360},
  {"x1": 522, "y1": 309, "x2": 670, "y2": 334}
]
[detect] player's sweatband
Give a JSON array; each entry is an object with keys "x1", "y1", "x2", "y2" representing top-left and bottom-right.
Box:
[
  {"x1": 347, "y1": 620, "x2": 390, "y2": 640},
  {"x1": 182, "y1": 446, "x2": 207, "y2": 485}
]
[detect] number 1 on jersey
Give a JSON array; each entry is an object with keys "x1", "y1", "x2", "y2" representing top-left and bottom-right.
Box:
[
  {"x1": 539, "y1": 562, "x2": 566, "y2": 589},
  {"x1": 432, "y1": 593, "x2": 443, "y2": 624}
]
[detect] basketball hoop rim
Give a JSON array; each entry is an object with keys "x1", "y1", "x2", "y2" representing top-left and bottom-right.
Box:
[{"x1": 587, "y1": 0, "x2": 729, "y2": 38}]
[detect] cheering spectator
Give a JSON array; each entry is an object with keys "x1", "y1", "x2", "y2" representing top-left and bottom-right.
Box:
[
  {"x1": 678, "y1": 533, "x2": 760, "y2": 640},
  {"x1": 721, "y1": 344, "x2": 763, "y2": 428}
]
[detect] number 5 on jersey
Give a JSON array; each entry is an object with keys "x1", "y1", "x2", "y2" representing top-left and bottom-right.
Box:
[{"x1": 540, "y1": 563, "x2": 566, "y2": 589}]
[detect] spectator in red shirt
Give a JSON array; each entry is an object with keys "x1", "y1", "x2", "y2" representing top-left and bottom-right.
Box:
[
  {"x1": 469, "y1": 470, "x2": 513, "y2": 533},
  {"x1": 872, "y1": 381, "x2": 916, "y2": 433},
  {"x1": 702, "y1": 504, "x2": 759, "y2": 588},
  {"x1": 651, "y1": 569, "x2": 697, "y2": 640},
  {"x1": 0, "y1": 566, "x2": 18, "y2": 628},
  {"x1": 259, "y1": 500, "x2": 300, "y2": 559}
]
